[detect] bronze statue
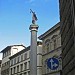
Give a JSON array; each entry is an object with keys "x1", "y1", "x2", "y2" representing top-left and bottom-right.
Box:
[{"x1": 30, "y1": 9, "x2": 38, "y2": 24}]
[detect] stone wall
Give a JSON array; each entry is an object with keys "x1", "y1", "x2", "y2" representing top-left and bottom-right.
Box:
[{"x1": 59, "y1": 0, "x2": 75, "y2": 75}]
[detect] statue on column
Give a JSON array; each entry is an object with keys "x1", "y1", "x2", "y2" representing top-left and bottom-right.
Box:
[{"x1": 30, "y1": 9, "x2": 38, "y2": 24}]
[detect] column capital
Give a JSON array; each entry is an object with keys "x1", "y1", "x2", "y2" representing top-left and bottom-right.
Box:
[{"x1": 29, "y1": 24, "x2": 39, "y2": 31}]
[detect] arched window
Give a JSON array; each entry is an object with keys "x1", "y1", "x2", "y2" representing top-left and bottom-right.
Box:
[
  {"x1": 54, "y1": 39, "x2": 57, "y2": 49},
  {"x1": 45, "y1": 39, "x2": 50, "y2": 53},
  {"x1": 51, "y1": 35, "x2": 58, "y2": 49}
]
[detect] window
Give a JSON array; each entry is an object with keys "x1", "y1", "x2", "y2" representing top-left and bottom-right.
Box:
[
  {"x1": 20, "y1": 64, "x2": 23, "y2": 71},
  {"x1": 45, "y1": 39, "x2": 50, "y2": 44},
  {"x1": 6, "y1": 51, "x2": 7, "y2": 56},
  {"x1": 4, "y1": 52, "x2": 6, "y2": 57},
  {"x1": 28, "y1": 71, "x2": 30, "y2": 75},
  {"x1": 17, "y1": 65, "x2": 19, "y2": 72},
  {"x1": 24, "y1": 53, "x2": 27, "y2": 60},
  {"x1": 11, "y1": 59, "x2": 13, "y2": 66},
  {"x1": 54, "y1": 39, "x2": 57, "y2": 49},
  {"x1": 46, "y1": 43, "x2": 49, "y2": 52},
  {"x1": 24, "y1": 62, "x2": 27, "y2": 70},
  {"x1": 14, "y1": 67, "x2": 16, "y2": 74},
  {"x1": 49, "y1": 42, "x2": 51, "y2": 50},
  {"x1": 45, "y1": 39, "x2": 50, "y2": 53},
  {"x1": 11, "y1": 68, "x2": 12, "y2": 74},
  {"x1": 3, "y1": 53, "x2": 5, "y2": 58},
  {"x1": 7, "y1": 50, "x2": 9, "y2": 56},
  {"x1": 17, "y1": 56, "x2": 20, "y2": 63},
  {"x1": 21, "y1": 54, "x2": 23, "y2": 61},
  {"x1": 24, "y1": 72, "x2": 27, "y2": 75},
  {"x1": 51, "y1": 35, "x2": 57, "y2": 49},
  {"x1": 28, "y1": 61, "x2": 30, "y2": 69},
  {"x1": 8, "y1": 50, "x2": 11, "y2": 55},
  {"x1": 14, "y1": 58, "x2": 16, "y2": 64}
]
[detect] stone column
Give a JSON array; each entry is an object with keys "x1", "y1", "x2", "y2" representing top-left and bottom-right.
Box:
[{"x1": 29, "y1": 24, "x2": 39, "y2": 75}]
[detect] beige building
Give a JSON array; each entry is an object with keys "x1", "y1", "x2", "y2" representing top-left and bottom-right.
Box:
[
  {"x1": 9, "y1": 41, "x2": 42, "y2": 75},
  {"x1": 1, "y1": 45, "x2": 25, "y2": 75},
  {"x1": 1, "y1": 22, "x2": 62, "y2": 75},
  {"x1": 38, "y1": 22, "x2": 62, "y2": 75}
]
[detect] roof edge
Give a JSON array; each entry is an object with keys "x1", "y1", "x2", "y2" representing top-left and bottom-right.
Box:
[{"x1": 38, "y1": 22, "x2": 60, "y2": 40}]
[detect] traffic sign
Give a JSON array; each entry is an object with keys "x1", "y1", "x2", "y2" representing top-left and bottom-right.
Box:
[{"x1": 47, "y1": 57, "x2": 59, "y2": 70}]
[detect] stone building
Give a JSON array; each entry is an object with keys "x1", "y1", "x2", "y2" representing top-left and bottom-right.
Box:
[
  {"x1": 9, "y1": 41, "x2": 42, "y2": 75},
  {"x1": 59, "y1": 0, "x2": 75, "y2": 75},
  {"x1": 38, "y1": 22, "x2": 62, "y2": 75},
  {"x1": 1, "y1": 45, "x2": 25, "y2": 75}
]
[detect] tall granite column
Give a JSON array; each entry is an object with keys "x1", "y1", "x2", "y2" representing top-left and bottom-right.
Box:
[{"x1": 29, "y1": 24, "x2": 39, "y2": 75}]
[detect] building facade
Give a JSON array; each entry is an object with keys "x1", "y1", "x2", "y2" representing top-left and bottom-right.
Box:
[
  {"x1": 1, "y1": 45, "x2": 25, "y2": 75},
  {"x1": 59, "y1": 0, "x2": 75, "y2": 75},
  {"x1": 9, "y1": 41, "x2": 42, "y2": 75},
  {"x1": 38, "y1": 22, "x2": 62, "y2": 75}
]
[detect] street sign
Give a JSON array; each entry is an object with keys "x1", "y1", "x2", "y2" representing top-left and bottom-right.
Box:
[{"x1": 47, "y1": 57, "x2": 59, "y2": 70}]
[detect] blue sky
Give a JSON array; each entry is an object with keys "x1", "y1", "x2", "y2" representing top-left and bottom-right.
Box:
[{"x1": 0, "y1": 0, "x2": 60, "y2": 59}]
